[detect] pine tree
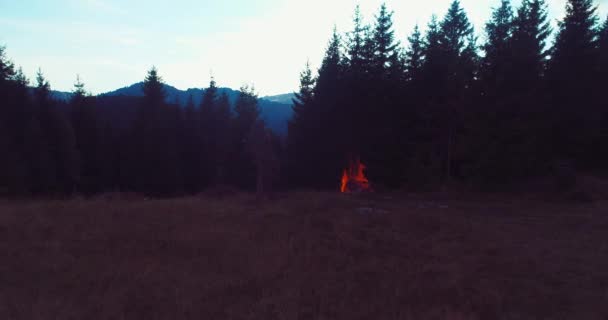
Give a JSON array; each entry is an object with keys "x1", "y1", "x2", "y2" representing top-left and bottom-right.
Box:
[
  {"x1": 180, "y1": 93, "x2": 202, "y2": 193},
  {"x1": 0, "y1": 46, "x2": 15, "y2": 82},
  {"x1": 481, "y1": 0, "x2": 515, "y2": 95},
  {"x1": 287, "y1": 62, "x2": 317, "y2": 187},
  {"x1": 371, "y1": 4, "x2": 401, "y2": 72},
  {"x1": 32, "y1": 70, "x2": 79, "y2": 194},
  {"x1": 0, "y1": 46, "x2": 21, "y2": 194},
  {"x1": 131, "y1": 67, "x2": 182, "y2": 195},
  {"x1": 421, "y1": 15, "x2": 445, "y2": 103},
  {"x1": 199, "y1": 78, "x2": 220, "y2": 187},
  {"x1": 343, "y1": 8, "x2": 376, "y2": 185},
  {"x1": 346, "y1": 5, "x2": 369, "y2": 71},
  {"x1": 229, "y1": 85, "x2": 260, "y2": 189},
  {"x1": 436, "y1": 0, "x2": 477, "y2": 185},
  {"x1": 405, "y1": 25, "x2": 424, "y2": 83},
  {"x1": 439, "y1": 0, "x2": 477, "y2": 96},
  {"x1": 70, "y1": 75, "x2": 101, "y2": 193},
  {"x1": 215, "y1": 91, "x2": 232, "y2": 185},
  {"x1": 200, "y1": 78, "x2": 218, "y2": 117},
  {"x1": 467, "y1": 0, "x2": 520, "y2": 186},
  {"x1": 291, "y1": 61, "x2": 315, "y2": 126},
  {"x1": 547, "y1": 0, "x2": 599, "y2": 165},
  {"x1": 511, "y1": 0, "x2": 552, "y2": 90},
  {"x1": 599, "y1": 16, "x2": 608, "y2": 168},
  {"x1": 315, "y1": 27, "x2": 350, "y2": 188},
  {"x1": 599, "y1": 16, "x2": 608, "y2": 81},
  {"x1": 490, "y1": 0, "x2": 551, "y2": 181}
]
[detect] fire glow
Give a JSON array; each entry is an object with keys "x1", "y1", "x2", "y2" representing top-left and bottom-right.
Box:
[{"x1": 340, "y1": 158, "x2": 372, "y2": 193}]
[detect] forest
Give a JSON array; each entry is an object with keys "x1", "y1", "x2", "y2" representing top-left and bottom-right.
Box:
[{"x1": 1, "y1": 0, "x2": 607, "y2": 196}]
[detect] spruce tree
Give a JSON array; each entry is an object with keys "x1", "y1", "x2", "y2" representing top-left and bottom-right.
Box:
[
  {"x1": 199, "y1": 78, "x2": 219, "y2": 187},
  {"x1": 131, "y1": 67, "x2": 182, "y2": 195},
  {"x1": 599, "y1": 16, "x2": 608, "y2": 168},
  {"x1": 230, "y1": 85, "x2": 259, "y2": 189},
  {"x1": 547, "y1": 0, "x2": 599, "y2": 165},
  {"x1": 0, "y1": 46, "x2": 20, "y2": 194},
  {"x1": 481, "y1": 0, "x2": 515, "y2": 95},
  {"x1": 438, "y1": 0, "x2": 477, "y2": 184},
  {"x1": 511, "y1": 0, "x2": 552, "y2": 90},
  {"x1": 371, "y1": 4, "x2": 401, "y2": 72},
  {"x1": 287, "y1": 62, "x2": 317, "y2": 187},
  {"x1": 180, "y1": 94, "x2": 201, "y2": 193},
  {"x1": 70, "y1": 75, "x2": 101, "y2": 193},
  {"x1": 439, "y1": 0, "x2": 477, "y2": 97},
  {"x1": 215, "y1": 91, "x2": 232, "y2": 185},
  {"x1": 405, "y1": 25, "x2": 424, "y2": 83},
  {"x1": 291, "y1": 61, "x2": 315, "y2": 126},
  {"x1": 599, "y1": 16, "x2": 608, "y2": 83},
  {"x1": 467, "y1": 0, "x2": 521, "y2": 186},
  {"x1": 315, "y1": 27, "x2": 349, "y2": 188},
  {"x1": 0, "y1": 46, "x2": 15, "y2": 82},
  {"x1": 33, "y1": 70, "x2": 79, "y2": 194},
  {"x1": 346, "y1": 5, "x2": 368, "y2": 71}
]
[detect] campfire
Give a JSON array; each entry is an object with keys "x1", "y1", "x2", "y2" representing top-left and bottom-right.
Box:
[{"x1": 340, "y1": 158, "x2": 372, "y2": 193}]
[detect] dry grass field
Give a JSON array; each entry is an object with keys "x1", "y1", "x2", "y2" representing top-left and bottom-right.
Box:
[{"x1": 1, "y1": 191, "x2": 607, "y2": 319}]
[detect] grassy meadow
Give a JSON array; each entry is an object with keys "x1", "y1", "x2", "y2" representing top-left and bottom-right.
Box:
[{"x1": 1, "y1": 191, "x2": 607, "y2": 319}]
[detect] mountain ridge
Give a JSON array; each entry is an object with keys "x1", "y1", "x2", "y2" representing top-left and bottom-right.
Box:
[{"x1": 50, "y1": 83, "x2": 294, "y2": 135}]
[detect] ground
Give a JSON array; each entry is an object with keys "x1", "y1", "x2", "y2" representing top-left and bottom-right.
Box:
[{"x1": 1, "y1": 192, "x2": 607, "y2": 319}]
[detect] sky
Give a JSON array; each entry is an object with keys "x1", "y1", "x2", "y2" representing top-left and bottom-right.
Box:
[{"x1": 0, "y1": 0, "x2": 607, "y2": 96}]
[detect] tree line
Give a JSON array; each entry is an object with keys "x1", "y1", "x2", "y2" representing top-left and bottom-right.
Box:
[
  {"x1": 1, "y1": 0, "x2": 607, "y2": 196},
  {"x1": 0, "y1": 53, "x2": 278, "y2": 196},
  {"x1": 287, "y1": 0, "x2": 608, "y2": 190}
]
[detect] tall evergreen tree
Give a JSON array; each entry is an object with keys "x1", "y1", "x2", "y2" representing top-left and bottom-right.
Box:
[
  {"x1": 286, "y1": 62, "x2": 317, "y2": 187},
  {"x1": 346, "y1": 5, "x2": 369, "y2": 71},
  {"x1": 599, "y1": 16, "x2": 608, "y2": 168},
  {"x1": 33, "y1": 70, "x2": 79, "y2": 194},
  {"x1": 70, "y1": 75, "x2": 101, "y2": 193},
  {"x1": 215, "y1": 91, "x2": 233, "y2": 185},
  {"x1": 547, "y1": 0, "x2": 599, "y2": 165},
  {"x1": 0, "y1": 46, "x2": 22, "y2": 194},
  {"x1": 180, "y1": 94, "x2": 202, "y2": 193},
  {"x1": 229, "y1": 85, "x2": 260, "y2": 189},
  {"x1": 480, "y1": 0, "x2": 515, "y2": 95},
  {"x1": 199, "y1": 78, "x2": 220, "y2": 187},
  {"x1": 404, "y1": 25, "x2": 424, "y2": 83},
  {"x1": 467, "y1": 0, "x2": 523, "y2": 186},
  {"x1": 315, "y1": 27, "x2": 349, "y2": 188},
  {"x1": 435, "y1": 0, "x2": 477, "y2": 182},
  {"x1": 599, "y1": 16, "x2": 608, "y2": 84},
  {"x1": 290, "y1": 61, "x2": 315, "y2": 126},
  {"x1": 371, "y1": 4, "x2": 401, "y2": 72},
  {"x1": 511, "y1": 0, "x2": 552, "y2": 90},
  {"x1": 131, "y1": 67, "x2": 182, "y2": 195}
]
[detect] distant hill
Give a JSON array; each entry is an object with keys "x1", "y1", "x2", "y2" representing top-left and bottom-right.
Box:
[
  {"x1": 98, "y1": 83, "x2": 293, "y2": 135},
  {"x1": 262, "y1": 93, "x2": 296, "y2": 105}
]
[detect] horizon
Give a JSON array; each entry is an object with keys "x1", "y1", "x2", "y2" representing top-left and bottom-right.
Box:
[{"x1": 1, "y1": 0, "x2": 607, "y2": 96}]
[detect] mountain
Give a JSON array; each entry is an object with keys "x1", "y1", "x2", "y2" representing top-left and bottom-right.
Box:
[
  {"x1": 262, "y1": 93, "x2": 296, "y2": 105},
  {"x1": 49, "y1": 83, "x2": 293, "y2": 135},
  {"x1": 99, "y1": 83, "x2": 293, "y2": 135},
  {"x1": 50, "y1": 90, "x2": 74, "y2": 101}
]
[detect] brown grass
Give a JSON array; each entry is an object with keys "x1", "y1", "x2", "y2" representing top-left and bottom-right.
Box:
[{"x1": 1, "y1": 192, "x2": 607, "y2": 319}]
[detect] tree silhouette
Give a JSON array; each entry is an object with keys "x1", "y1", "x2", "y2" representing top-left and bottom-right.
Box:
[
  {"x1": 547, "y1": 0, "x2": 600, "y2": 166},
  {"x1": 229, "y1": 85, "x2": 260, "y2": 189},
  {"x1": 286, "y1": 62, "x2": 317, "y2": 187},
  {"x1": 404, "y1": 25, "x2": 424, "y2": 83},
  {"x1": 130, "y1": 67, "x2": 182, "y2": 196},
  {"x1": 70, "y1": 75, "x2": 102, "y2": 193}
]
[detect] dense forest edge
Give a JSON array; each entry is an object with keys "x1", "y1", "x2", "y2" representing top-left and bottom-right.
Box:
[{"x1": 1, "y1": 0, "x2": 607, "y2": 197}]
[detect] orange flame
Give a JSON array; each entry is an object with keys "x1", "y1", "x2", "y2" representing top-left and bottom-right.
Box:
[{"x1": 340, "y1": 158, "x2": 371, "y2": 193}]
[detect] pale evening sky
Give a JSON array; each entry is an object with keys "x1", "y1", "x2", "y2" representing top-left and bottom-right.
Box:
[{"x1": 0, "y1": 0, "x2": 606, "y2": 96}]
